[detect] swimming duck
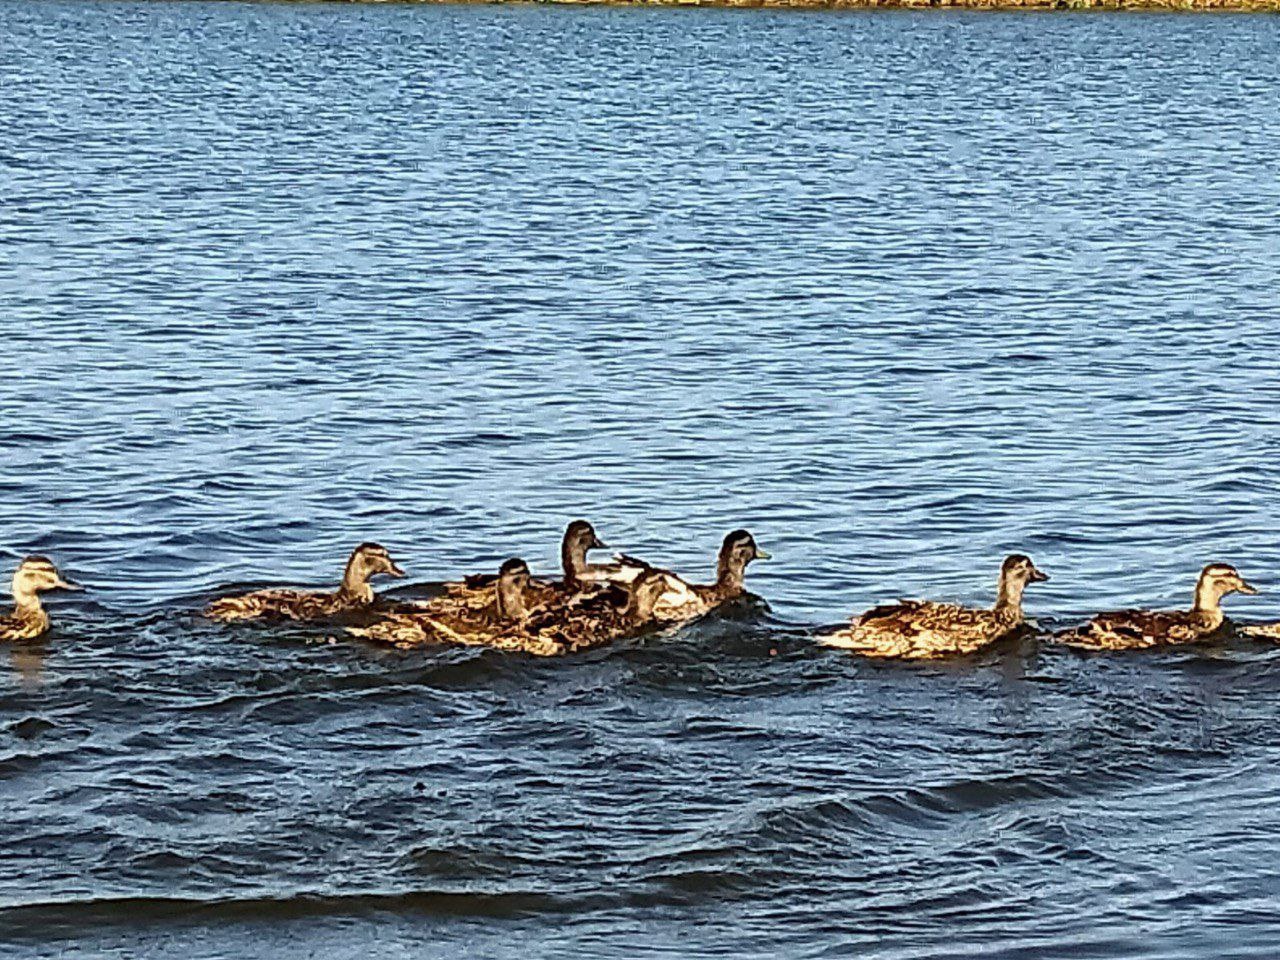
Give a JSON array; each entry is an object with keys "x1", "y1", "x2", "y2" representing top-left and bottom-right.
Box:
[
  {"x1": 0, "y1": 557, "x2": 81, "y2": 641},
  {"x1": 612, "y1": 529, "x2": 771, "y2": 623},
  {"x1": 348, "y1": 559, "x2": 668, "y2": 656},
  {"x1": 205, "y1": 542, "x2": 406, "y2": 622},
  {"x1": 1055, "y1": 563, "x2": 1257, "y2": 650},
  {"x1": 560, "y1": 519, "x2": 624, "y2": 588},
  {"x1": 347, "y1": 557, "x2": 538, "y2": 649},
  {"x1": 523, "y1": 566, "x2": 671, "y2": 654},
  {"x1": 819, "y1": 554, "x2": 1048, "y2": 659},
  {"x1": 436, "y1": 520, "x2": 621, "y2": 612}
]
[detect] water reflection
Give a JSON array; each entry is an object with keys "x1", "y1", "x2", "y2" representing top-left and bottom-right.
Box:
[{"x1": 5, "y1": 639, "x2": 46, "y2": 688}]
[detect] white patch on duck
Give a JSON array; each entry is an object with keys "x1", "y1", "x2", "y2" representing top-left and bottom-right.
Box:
[{"x1": 605, "y1": 530, "x2": 770, "y2": 624}]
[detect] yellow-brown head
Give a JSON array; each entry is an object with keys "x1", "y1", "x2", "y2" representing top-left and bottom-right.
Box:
[
  {"x1": 345, "y1": 543, "x2": 406, "y2": 583},
  {"x1": 11, "y1": 556, "x2": 80, "y2": 607},
  {"x1": 1194, "y1": 563, "x2": 1258, "y2": 612}
]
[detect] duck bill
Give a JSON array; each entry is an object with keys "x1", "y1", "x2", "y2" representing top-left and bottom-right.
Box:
[
  {"x1": 591, "y1": 536, "x2": 609, "y2": 551},
  {"x1": 1031, "y1": 568, "x2": 1049, "y2": 583},
  {"x1": 54, "y1": 577, "x2": 83, "y2": 592},
  {"x1": 1238, "y1": 580, "x2": 1259, "y2": 596},
  {"x1": 387, "y1": 562, "x2": 407, "y2": 579},
  {"x1": 754, "y1": 548, "x2": 772, "y2": 561}
]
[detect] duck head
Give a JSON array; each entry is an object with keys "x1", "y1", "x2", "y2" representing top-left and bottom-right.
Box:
[
  {"x1": 496, "y1": 557, "x2": 532, "y2": 622},
  {"x1": 994, "y1": 554, "x2": 1049, "y2": 616},
  {"x1": 716, "y1": 530, "x2": 770, "y2": 596},
  {"x1": 1193, "y1": 563, "x2": 1257, "y2": 614},
  {"x1": 561, "y1": 520, "x2": 608, "y2": 585},
  {"x1": 339, "y1": 543, "x2": 406, "y2": 602},
  {"x1": 11, "y1": 556, "x2": 80, "y2": 609}
]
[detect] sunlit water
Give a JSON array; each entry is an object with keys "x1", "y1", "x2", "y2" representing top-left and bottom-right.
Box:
[{"x1": 2, "y1": 1, "x2": 1280, "y2": 956}]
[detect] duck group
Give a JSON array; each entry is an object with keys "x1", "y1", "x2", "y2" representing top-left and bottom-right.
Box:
[{"x1": 3, "y1": 526, "x2": 1278, "y2": 659}]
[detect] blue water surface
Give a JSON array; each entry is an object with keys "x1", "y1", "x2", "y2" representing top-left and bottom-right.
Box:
[{"x1": 1, "y1": 2, "x2": 1279, "y2": 957}]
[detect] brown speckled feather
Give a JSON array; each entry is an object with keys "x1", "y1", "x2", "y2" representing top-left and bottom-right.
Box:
[
  {"x1": 1241, "y1": 622, "x2": 1280, "y2": 640},
  {"x1": 1058, "y1": 609, "x2": 1223, "y2": 650},
  {"x1": 205, "y1": 543, "x2": 404, "y2": 624},
  {"x1": 824, "y1": 600, "x2": 1021, "y2": 659},
  {"x1": 350, "y1": 583, "x2": 652, "y2": 656},
  {"x1": 206, "y1": 588, "x2": 366, "y2": 623},
  {"x1": 0, "y1": 608, "x2": 50, "y2": 642},
  {"x1": 436, "y1": 574, "x2": 566, "y2": 614},
  {"x1": 519, "y1": 584, "x2": 646, "y2": 653}
]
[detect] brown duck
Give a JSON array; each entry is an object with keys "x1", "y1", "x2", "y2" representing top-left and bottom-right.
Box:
[
  {"x1": 611, "y1": 529, "x2": 770, "y2": 623},
  {"x1": 206, "y1": 542, "x2": 405, "y2": 622},
  {"x1": 436, "y1": 520, "x2": 621, "y2": 613},
  {"x1": 0, "y1": 557, "x2": 81, "y2": 641},
  {"x1": 819, "y1": 555, "x2": 1048, "y2": 659},
  {"x1": 348, "y1": 558, "x2": 668, "y2": 656},
  {"x1": 1055, "y1": 563, "x2": 1257, "y2": 650}
]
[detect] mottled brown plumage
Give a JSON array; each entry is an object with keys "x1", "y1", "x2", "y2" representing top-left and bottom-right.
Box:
[
  {"x1": 205, "y1": 543, "x2": 405, "y2": 623},
  {"x1": 434, "y1": 520, "x2": 619, "y2": 614},
  {"x1": 0, "y1": 557, "x2": 80, "y2": 642},
  {"x1": 348, "y1": 559, "x2": 668, "y2": 656},
  {"x1": 1055, "y1": 563, "x2": 1257, "y2": 650},
  {"x1": 1241, "y1": 622, "x2": 1280, "y2": 640},
  {"x1": 820, "y1": 555, "x2": 1048, "y2": 659},
  {"x1": 611, "y1": 529, "x2": 770, "y2": 623}
]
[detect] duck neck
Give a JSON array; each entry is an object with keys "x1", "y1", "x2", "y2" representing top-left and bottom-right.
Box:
[
  {"x1": 716, "y1": 556, "x2": 746, "y2": 598},
  {"x1": 11, "y1": 580, "x2": 43, "y2": 617},
  {"x1": 993, "y1": 576, "x2": 1025, "y2": 621},
  {"x1": 496, "y1": 579, "x2": 527, "y2": 623},
  {"x1": 337, "y1": 557, "x2": 374, "y2": 604},
  {"x1": 1192, "y1": 578, "x2": 1225, "y2": 626},
  {"x1": 561, "y1": 539, "x2": 588, "y2": 587}
]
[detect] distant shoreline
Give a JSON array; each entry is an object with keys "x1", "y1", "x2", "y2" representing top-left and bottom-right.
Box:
[{"x1": 337, "y1": 0, "x2": 1280, "y2": 11}]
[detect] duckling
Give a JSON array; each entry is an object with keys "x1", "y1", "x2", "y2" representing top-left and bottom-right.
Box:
[
  {"x1": 0, "y1": 557, "x2": 81, "y2": 641},
  {"x1": 206, "y1": 542, "x2": 405, "y2": 622},
  {"x1": 559, "y1": 519, "x2": 662, "y2": 588},
  {"x1": 819, "y1": 555, "x2": 1048, "y2": 659},
  {"x1": 613, "y1": 529, "x2": 771, "y2": 623},
  {"x1": 348, "y1": 557, "x2": 538, "y2": 649},
  {"x1": 349, "y1": 560, "x2": 669, "y2": 656},
  {"x1": 1055, "y1": 563, "x2": 1257, "y2": 650},
  {"x1": 436, "y1": 519, "x2": 620, "y2": 612},
  {"x1": 523, "y1": 567, "x2": 671, "y2": 654}
]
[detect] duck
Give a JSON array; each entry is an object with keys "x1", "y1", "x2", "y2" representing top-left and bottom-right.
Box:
[
  {"x1": 347, "y1": 559, "x2": 669, "y2": 656},
  {"x1": 560, "y1": 519, "x2": 628, "y2": 588},
  {"x1": 611, "y1": 529, "x2": 771, "y2": 623},
  {"x1": 350, "y1": 558, "x2": 539, "y2": 648},
  {"x1": 205, "y1": 542, "x2": 405, "y2": 622},
  {"x1": 1055, "y1": 562, "x2": 1257, "y2": 650},
  {"x1": 522, "y1": 566, "x2": 671, "y2": 654},
  {"x1": 0, "y1": 557, "x2": 81, "y2": 641},
  {"x1": 819, "y1": 554, "x2": 1048, "y2": 659},
  {"x1": 435, "y1": 520, "x2": 622, "y2": 612}
]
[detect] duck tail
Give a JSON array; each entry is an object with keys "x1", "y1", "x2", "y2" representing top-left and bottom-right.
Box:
[
  {"x1": 205, "y1": 596, "x2": 256, "y2": 621},
  {"x1": 1241, "y1": 622, "x2": 1280, "y2": 641},
  {"x1": 613, "y1": 553, "x2": 652, "y2": 572},
  {"x1": 1053, "y1": 627, "x2": 1092, "y2": 648},
  {"x1": 816, "y1": 630, "x2": 859, "y2": 650}
]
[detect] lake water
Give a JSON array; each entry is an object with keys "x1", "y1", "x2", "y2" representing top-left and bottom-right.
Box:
[{"x1": 3, "y1": 1, "x2": 1280, "y2": 956}]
